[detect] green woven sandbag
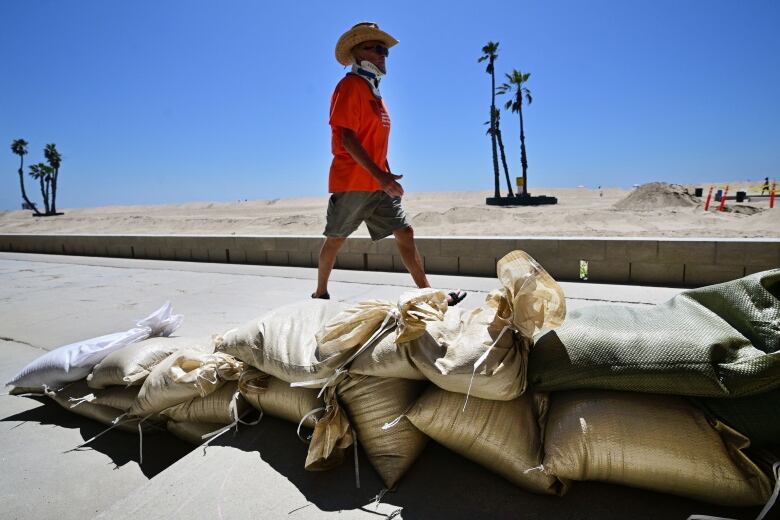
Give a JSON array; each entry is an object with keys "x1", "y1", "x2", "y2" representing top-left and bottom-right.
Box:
[
  {"x1": 692, "y1": 387, "x2": 780, "y2": 449},
  {"x1": 529, "y1": 269, "x2": 780, "y2": 397}
]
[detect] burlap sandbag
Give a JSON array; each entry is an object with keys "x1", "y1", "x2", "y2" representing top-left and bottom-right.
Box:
[
  {"x1": 48, "y1": 380, "x2": 158, "y2": 434},
  {"x1": 215, "y1": 300, "x2": 350, "y2": 386},
  {"x1": 88, "y1": 335, "x2": 213, "y2": 389},
  {"x1": 305, "y1": 387, "x2": 355, "y2": 471},
  {"x1": 167, "y1": 421, "x2": 225, "y2": 445},
  {"x1": 129, "y1": 349, "x2": 242, "y2": 417},
  {"x1": 239, "y1": 368, "x2": 322, "y2": 428},
  {"x1": 336, "y1": 375, "x2": 428, "y2": 489},
  {"x1": 407, "y1": 305, "x2": 529, "y2": 400},
  {"x1": 543, "y1": 390, "x2": 773, "y2": 506},
  {"x1": 489, "y1": 250, "x2": 566, "y2": 338},
  {"x1": 316, "y1": 289, "x2": 447, "y2": 358},
  {"x1": 161, "y1": 381, "x2": 247, "y2": 424},
  {"x1": 349, "y1": 327, "x2": 426, "y2": 380},
  {"x1": 406, "y1": 386, "x2": 562, "y2": 495}
]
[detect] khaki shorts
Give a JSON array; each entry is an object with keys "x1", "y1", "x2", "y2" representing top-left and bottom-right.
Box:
[{"x1": 324, "y1": 191, "x2": 410, "y2": 241}]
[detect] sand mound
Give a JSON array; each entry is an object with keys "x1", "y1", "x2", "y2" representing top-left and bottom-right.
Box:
[{"x1": 614, "y1": 182, "x2": 700, "y2": 211}]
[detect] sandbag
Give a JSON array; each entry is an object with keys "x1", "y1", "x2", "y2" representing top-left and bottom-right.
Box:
[
  {"x1": 215, "y1": 299, "x2": 349, "y2": 386},
  {"x1": 7, "y1": 302, "x2": 183, "y2": 390},
  {"x1": 129, "y1": 349, "x2": 242, "y2": 417},
  {"x1": 336, "y1": 375, "x2": 428, "y2": 489},
  {"x1": 88, "y1": 335, "x2": 213, "y2": 389},
  {"x1": 693, "y1": 387, "x2": 780, "y2": 449},
  {"x1": 543, "y1": 390, "x2": 773, "y2": 506},
  {"x1": 408, "y1": 305, "x2": 529, "y2": 400},
  {"x1": 489, "y1": 250, "x2": 566, "y2": 338},
  {"x1": 316, "y1": 289, "x2": 447, "y2": 357},
  {"x1": 349, "y1": 327, "x2": 426, "y2": 380},
  {"x1": 167, "y1": 421, "x2": 225, "y2": 445},
  {"x1": 406, "y1": 386, "x2": 562, "y2": 495},
  {"x1": 161, "y1": 381, "x2": 247, "y2": 424},
  {"x1": 48, "y1": 380, "x2": 159, "y2": 434},
  {"x1": 305, "y1": 387, "x2": 355, "y2": 471},
  {"x1": 530, "y1": 269, "x2": 780, "y2": 397},
  {"x1": 58, "y1": 379, "x2": 140, "y2": 411},
  {"x1": 239, "y1": 369, "x2": 322, "y2": 428}
]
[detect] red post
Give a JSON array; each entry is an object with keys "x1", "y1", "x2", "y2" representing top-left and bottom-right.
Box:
[
  {"x1": 704, "y1": 186, "x2": 713, "y2": 211},
  {"x1": 718, "y1": 184, "x2": 729, "y2": 212},
  {"x1": 771, "y1": 182, "x2": 776, "y2": 209}
]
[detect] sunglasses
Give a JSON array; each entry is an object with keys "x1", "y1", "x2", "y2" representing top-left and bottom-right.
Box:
[{"x1": 361, "y1": 44, "x2": 389, "y2": 57}]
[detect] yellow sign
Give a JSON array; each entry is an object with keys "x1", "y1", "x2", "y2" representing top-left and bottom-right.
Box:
[{"x1": 515, "y1": 177, "x2": 525, "y2": 187}]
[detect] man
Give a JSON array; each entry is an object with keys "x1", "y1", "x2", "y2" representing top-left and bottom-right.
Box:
[
  {"x1": 312, "y1": 22, "x2": 466, "y2": 306},
  {"x1": 761, "y1": 177, "x2": 770, "y2": 195}
]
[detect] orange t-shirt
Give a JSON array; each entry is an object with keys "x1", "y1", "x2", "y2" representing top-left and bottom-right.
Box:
[{"x1": 328, "y1": 74, "x2": 391, "y2": 192}]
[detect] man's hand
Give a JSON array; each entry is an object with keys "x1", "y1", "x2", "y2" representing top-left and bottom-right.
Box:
[{"x1": 379, "y1": 171, "x2": 404, "y2": 198}]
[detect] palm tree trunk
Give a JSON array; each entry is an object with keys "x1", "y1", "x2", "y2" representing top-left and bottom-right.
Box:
[
  {"x1": 519, "y1": 103, "x2": 528, "y2": 196},
  {"x1": 490, "y1": 60, "x2": 500, "y2": 198},
  {"x1": 17, "y1": 157, "x2": 42, "y2": 215},
  {"x1": 39, "y1": 178, "x2": 50, "y2": 214},
  {"x1": 496, "y1": 124, "x2": 514, "y2": 197},
  {"x1": 51, "y1": 168, "x2": 58, "y2": 213}
]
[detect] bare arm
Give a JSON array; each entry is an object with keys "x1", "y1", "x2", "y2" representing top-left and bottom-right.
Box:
[{"x1": 340, "y1": 127, "x2": 404, "y2": 197}]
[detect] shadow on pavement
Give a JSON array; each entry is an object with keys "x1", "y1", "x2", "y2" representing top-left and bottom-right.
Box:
[
  {"x1": 209, "y1": 415, "x2": 763, "y2": 520},
  {"x1": 1, "y1": 396, "x2": 193, "y2": 479}
]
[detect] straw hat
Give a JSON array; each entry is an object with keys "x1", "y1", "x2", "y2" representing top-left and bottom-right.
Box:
[{"x1": 335, "y1": 22, "x2": 399, "y2": 66}]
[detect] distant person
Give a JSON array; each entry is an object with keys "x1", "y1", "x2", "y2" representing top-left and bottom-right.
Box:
[
  {"x1": 761, "y1": 177, "x2": 770, "y2": 195},
  {"x1": 312, "y1": 22, "x2": 466, "y2": 306}
]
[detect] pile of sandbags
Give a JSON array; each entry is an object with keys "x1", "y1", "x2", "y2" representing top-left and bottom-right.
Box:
[{"x1": 6, "y1": 256, "x2": 778, "y2": 510}]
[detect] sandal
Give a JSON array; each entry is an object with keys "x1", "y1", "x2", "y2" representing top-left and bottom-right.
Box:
[
  {"x1": 447, "y1": 291, "x2": 467, "y2": 307},
  {"x1": 311, "y1": 292, "x2": 330, "y2": 300}
]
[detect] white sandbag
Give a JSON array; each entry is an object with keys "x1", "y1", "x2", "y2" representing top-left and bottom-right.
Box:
[
  {"x1": 406, "y1": 386, "x2": 562, "y2": 495},
  {"x1": 239, "y1": 369, "x2": 322, "y2": 428},
  {"x1": 161, "y1": 381, "x2": 247, "y2": 424},
  {"x1": 88, "y1": 335, "x2": 213, "y2": 389},
  {"x1": 7, "y1": 302, "x2": 183, "y2": 390},
  {"x1": 215, "y1": 300, "x2": 349, "y2": 386},
  {"x1": 543, "y1": 390, "x2": 772, "y2": 506},
  {"x1": 129, "y1": 349, "x2": 242, "y2": 417},
  {"x1": 336, "y1": 375, "x2": 428, "y2": 489}
]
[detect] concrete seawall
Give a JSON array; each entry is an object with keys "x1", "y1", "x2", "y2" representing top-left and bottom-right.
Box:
[{"x1": 2, "y1": 234, "x2": 777, "y2": 286}]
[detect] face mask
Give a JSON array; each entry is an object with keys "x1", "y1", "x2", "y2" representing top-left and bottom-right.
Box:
[{"x1": 351, "y1": 60, "x2": 385, "y2": 97}]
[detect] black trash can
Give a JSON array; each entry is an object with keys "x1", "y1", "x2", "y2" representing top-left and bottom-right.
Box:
[
  {"x1": 694, "y1": 187, "x2": 703, "y2": 197},
  {"x1": 715, "y1": 190, "x2": 722, "y2": 202},
  {"x1": 736, "y1": 191, "x2": 746, "y2": 203}
]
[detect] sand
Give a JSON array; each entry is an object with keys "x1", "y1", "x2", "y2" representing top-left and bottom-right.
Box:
[{"x1": 0, "y1": 183, "x2": 776, "y2": 238}]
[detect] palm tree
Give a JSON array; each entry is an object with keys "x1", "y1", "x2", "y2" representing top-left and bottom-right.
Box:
[
  {"x1": 44, "y1": 143, "x2": 62, "y2": 214},
  {"x1": 10, "y1": 139, "x2": 41, "y2": 214},
  {"x1": 29, "y1": 163, "x2": 52, "y2": 214},
  {"x1": 484, "y1": 107, "x2": 514, "y2": 197},
  {"x1": 478, "y1": 41, "x2": 501, "y2": 198},
  {"x1": 497, "y1": 70, "x2": 533, "y2": 196}
]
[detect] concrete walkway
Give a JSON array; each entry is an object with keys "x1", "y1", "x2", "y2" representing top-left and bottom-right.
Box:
[{"x1": 0, "y1": 252, "x2": 758, "y2": 519}]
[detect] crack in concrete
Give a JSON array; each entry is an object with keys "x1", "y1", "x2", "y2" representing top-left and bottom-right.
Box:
[{"x1": 0, "y1": 336, "x2": 44, "y2": 350}]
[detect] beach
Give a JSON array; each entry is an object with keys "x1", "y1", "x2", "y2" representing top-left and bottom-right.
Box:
[{"x1": 0, "y1": 183, "x2": 776, "y2": 238}]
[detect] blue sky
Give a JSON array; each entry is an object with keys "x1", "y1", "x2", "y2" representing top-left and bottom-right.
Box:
[{"x1": 2, "y1": 0, "x2": 779, "y2": 209}]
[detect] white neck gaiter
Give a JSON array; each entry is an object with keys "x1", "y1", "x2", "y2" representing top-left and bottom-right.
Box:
[{"x1": 351, "y1": 60, "x2": 385, "y2": 98}]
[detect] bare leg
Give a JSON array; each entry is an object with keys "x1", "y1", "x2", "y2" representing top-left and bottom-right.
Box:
[
  {"x1": 393, "y1": 226, "x2": 430, "y2": 289},
  {"x1": 315, "y1": 237, "x2": 346, "y2": 297}
]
